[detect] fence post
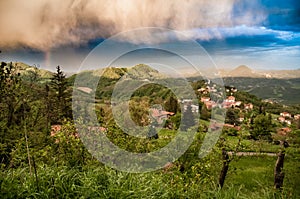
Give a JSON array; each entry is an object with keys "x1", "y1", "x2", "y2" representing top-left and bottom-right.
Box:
[{"x1": 274, "y1": 150, "x2": 285, "y2": 190}]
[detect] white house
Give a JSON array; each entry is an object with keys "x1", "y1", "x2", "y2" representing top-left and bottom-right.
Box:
[
  {"x1": 280, "y1": 112, "x2": 291, "y2": 118},
  {"x1": 225, "y1": 96, "x2": 235, "y2": 103}
]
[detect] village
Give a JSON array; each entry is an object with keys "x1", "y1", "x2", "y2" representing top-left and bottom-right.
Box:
[{"x1": 145, "y1": 81, "x2": 300, "y2": 140}]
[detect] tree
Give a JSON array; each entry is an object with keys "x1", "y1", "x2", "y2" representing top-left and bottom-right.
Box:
[
  {"x1": 164, "y1": 96, "x2": 178, "y2": 113},
  {"x1": 225, "y1": 108, "x2": 239, "y2": 125},
  {"x1": 0, "y1": 61, "x2": 20, "y2": 166},
  {"x1": 250, "y1": 114, "x2": 273, "y2": 140},
  {"x1": 49, "y1": 66, "x2": 72, "y2": 124},
  {"x1": 0, "y1": 62, "x2": 22, "y2": 127},
  {"x1": 200, "y1": 104, "x2": 211, "y2": 121}
]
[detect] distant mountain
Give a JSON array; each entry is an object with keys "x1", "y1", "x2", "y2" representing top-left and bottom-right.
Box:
[
  {"x1": 201, "y1": 65, "x2": 300, "y2": 79},
  {"x1": 74, "y1": 64, "x2": 164, "y2": 82},
  {"x1": 259, "y1": 69, "x2": 300, "y2": 79},
  {"x1": 221, "y1": 65, "x2": 263, "y2": 78},
  {"x1": 95, "y1": 64, "x2": 163, "y2": 80},
  {"x1": 230, "y1": 65, "x2": 253, "y2": 75},
  {"x1": 70, "y1": 64, "x2": 166, "y2": 92},
  {"x1": 12, "y1": 62, "x2": 53, "y2": 79},
  {"x1": 100, "y1": 67, "x2": 128, "y2": 79},
  {"x1": 126, "y1": 64, "x2": 165, "y2": 80}
]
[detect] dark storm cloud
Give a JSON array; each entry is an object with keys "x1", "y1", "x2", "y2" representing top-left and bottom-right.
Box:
[{"x1": 0, "y1": 0, "x2": 266, "y2": 51}]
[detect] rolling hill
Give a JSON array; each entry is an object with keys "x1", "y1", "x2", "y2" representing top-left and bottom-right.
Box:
[
  {"x1": 4, "y1": 61, "x2": 300, "y2": 105},
  {"x1": 12, "y1": 62, "x2": 53, "y2": 79}
]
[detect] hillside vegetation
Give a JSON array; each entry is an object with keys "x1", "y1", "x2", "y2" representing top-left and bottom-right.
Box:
[{"x1": 1, "y1": 62, "x2": 300, "y2": 198}]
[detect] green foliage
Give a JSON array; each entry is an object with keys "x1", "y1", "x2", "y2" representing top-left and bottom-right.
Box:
[
  {"x1": 1, "y1": 143, "x2": 299, "y2": 198},
  {"x1": 170, "y1": 113, "x2": 181, "y2": 130},
  {"x1": 225, "y1": 108, "x2": 239, "y2": 125},
  {"x1": 250, "y1": 114, "x2": 274, "y2": 140},
  {"x1": 164, "y1": 96, "x2": 178, "y2": 113},
  {"x1": 223, "y1": 127, "x2": 238, "y2": 136},
  {"x1": 49, "y1": 66, "x2": 72, "y2": 124},
  {"x1": 0, "y1": 62, "x2": 22, "y2": 127},
  {"x1": 51, "y1": 120, "x2": 89, "y2": 167},
  {"x1": 224, "y1": 77, "x2": 300, "y2": 105},
  {"x1": 129, "y1": 97, "x2": 150, "y2": 126},
  {"x1": 1, "y1": 60, "x2": 300, "y2": 198},
  {"x1": 200, "y1": 104, "x2": 211, "y2": 121},
  {"x1": 191, "y1": 80, "x2": 206, "y2": 91}
]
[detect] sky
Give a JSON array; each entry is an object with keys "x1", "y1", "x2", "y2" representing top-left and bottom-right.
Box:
[{"x1": 0, "y1": 0, "x2": 299, "y2": 73}]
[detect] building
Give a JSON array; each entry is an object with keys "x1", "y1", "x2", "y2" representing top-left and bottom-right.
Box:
[
  {"x1": 278, "y1": 117, "x2": 285, "y2": 123},
  {"x1": 277, "y1": 127, "x2": 292, "y2": 136},
  {"x1": 231, "y1": 88, "x2": 238, "y2": 92},
  {"x1": 184, "y1": 104, "x2": 199, "y2": 113},
  {"x1": 278, "y1": 116, "x2": 291, "y2": 125},
  {"x1": 198, "y1": 88, "x2": 208, "y2": 94},
  {"x1": 244, "y1": 103, "x2": 253, "y2": 110},
  {"x1": 204, "y1": 101, "x2": 217, "y2": 109},
  {"x1": 150, "y1": 108, "x2": 175, "y2": 124},
  {"x1": 294, "y1": 114, "x2": 300, "y2": 120},
  {"x1": 222, "y1": 101, "x2": 234, "y2": 109},
  {"x1": 285, "y1": 120, "x2": 292, "y2": 125},
  {"x1": 225, "y1": 96, "x2": 235, "y2": 103},
  {"x1": 234, "y1": 101, "x2": 242, "y2": 107},
  {"x1": 180, "y1": 99, "x2": 193, "y2": 104},
  {"x1": 201, "y1": 97, "x2": 210, "y2": 102},
  {"x1": 280, "y1": 112, "x2": 291, "y2": 118}
]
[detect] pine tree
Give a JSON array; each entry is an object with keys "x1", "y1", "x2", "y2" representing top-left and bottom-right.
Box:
[
  {"x1": 0, "y1": 61, "x2": 21, "y2": 127},
  {"x1": 50, "y1": 66, "x2": 71, "y2": 124}
]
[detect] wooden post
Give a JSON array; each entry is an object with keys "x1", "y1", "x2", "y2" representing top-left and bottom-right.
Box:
[
  {"x1": 32, "y1": 156, "x2": 39, "y2": 191},
  {"x1": 274, "y1": 150, "x2": 285, "y2": 190},
  {"x1": 219, "y1": 148, "x2": 230, "y2": 188}
]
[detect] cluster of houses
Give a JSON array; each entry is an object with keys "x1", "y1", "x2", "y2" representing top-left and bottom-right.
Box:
[
  {"x1": 150, "y1": 94, "x2": 254, "y2": 126},
  {"x1": 180, "y1": 99, "x2": 199, "y2": 113},
  {"x1": 278, "y1": 112, "x2": 300, "y2": 126},
  {"x1": 197, "y1": 85, "x2": 254, "y2": 110},
  {"x1": 200, "y1": 95, "x2": 253, "y2": 111}
]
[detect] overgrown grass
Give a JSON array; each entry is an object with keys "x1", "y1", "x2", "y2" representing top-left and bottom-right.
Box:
[
  {"x1": 1, "y1": 128, "x2": 299, "y2": 198},
  {"x1": 1, "y1": 153, "x2": 300, "y2": 198},
  {"x1": 225, "y1": 135, "x2": 282, "y2": 153}
]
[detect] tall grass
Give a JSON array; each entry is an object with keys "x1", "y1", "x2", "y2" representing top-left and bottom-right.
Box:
[{"x1": 1, "y1": 157, "x2": 299, "y2": 199}]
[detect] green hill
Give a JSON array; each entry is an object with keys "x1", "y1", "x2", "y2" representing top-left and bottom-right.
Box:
[{"x1": 13, "y1": 62, "x2": 53, "y2": 79}]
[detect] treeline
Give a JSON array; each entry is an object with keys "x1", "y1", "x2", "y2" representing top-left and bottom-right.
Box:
[{"x1": 0, "y1": 62, "x2": 73, "y2": 168}]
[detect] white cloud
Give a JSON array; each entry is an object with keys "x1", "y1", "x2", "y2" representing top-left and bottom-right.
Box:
[{"x1": 185, "y1": 25, "x2": 300, "y2": 41}]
